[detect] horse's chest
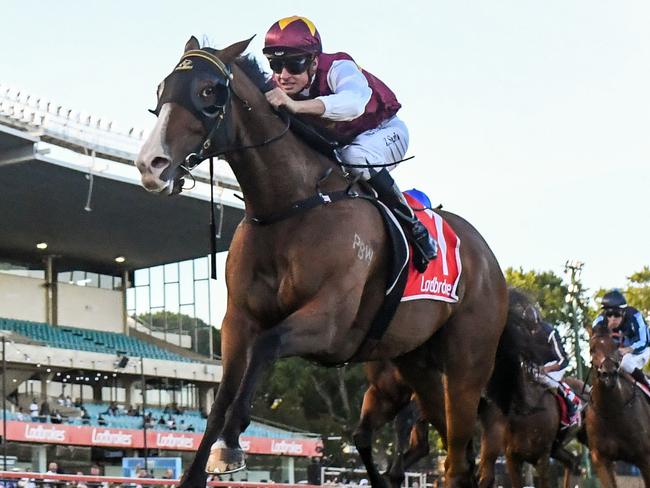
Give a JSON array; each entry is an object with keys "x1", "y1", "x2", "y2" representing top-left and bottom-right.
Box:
[{"x1": 243, "y1": 266, "x2": 308, "y2": 321}]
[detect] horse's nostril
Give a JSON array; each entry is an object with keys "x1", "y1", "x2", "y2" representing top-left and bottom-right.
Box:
[{"x1": 152, "y1": 157, "x2": 171, "y2": 169}]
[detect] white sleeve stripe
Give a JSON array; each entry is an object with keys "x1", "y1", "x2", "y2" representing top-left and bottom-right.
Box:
[{"x1": 550, "y1": 332, "x2": 565, "y2": 361}]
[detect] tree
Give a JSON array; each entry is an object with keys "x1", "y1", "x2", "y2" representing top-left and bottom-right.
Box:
[
  {"x1": 505, "y1": 266, "x2": 590, "y2": 377},
  {"x1": 504, "y1": 267, "x2": 570, "y2": 324},
  {"x1": 593, "y1": 265, "x2": 650, "y2": 317},
  {"x1": 249, "y1": 358, "x2": 375, "y2": 466}
]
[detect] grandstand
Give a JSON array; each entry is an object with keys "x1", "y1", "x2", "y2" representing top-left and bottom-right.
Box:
[{"x1": 0, "y1": 86, "x2": 322, "y2": 482}]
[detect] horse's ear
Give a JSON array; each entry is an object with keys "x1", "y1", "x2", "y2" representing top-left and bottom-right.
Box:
[
  {"x1": 184, "y1": 36, "x2": 200, "y2": 53},
  {"x1": 217, "y1": 36, "x2": 256, "y2": 63}
]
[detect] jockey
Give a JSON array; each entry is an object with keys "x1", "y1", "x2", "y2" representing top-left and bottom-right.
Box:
[
  {"x1": 534, "y1": 318, "x2": 581, "y2": 428},
  {"x1": 593, "y1": 289, "x2": 650, "y2": 389},
  {"x1": 262, "y1": 15, "x2": 437, "y2": 271}
]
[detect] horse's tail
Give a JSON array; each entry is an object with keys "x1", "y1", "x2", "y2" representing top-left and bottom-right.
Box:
[{"x1": 486, "y1": 287, "x2": 547, "y2": 414}]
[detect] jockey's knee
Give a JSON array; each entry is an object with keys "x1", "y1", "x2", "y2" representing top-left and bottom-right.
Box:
[
  {"x1": 620, "y1": 353, "x2": 638, "y2": 373},
  {"x1": 339, "y1": 145, "x2": 379, "y2": 180}
]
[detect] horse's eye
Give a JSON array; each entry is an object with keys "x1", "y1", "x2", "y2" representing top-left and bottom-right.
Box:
[{"x1": 201, "y1": 86, "x2": 214, "y2": 98}]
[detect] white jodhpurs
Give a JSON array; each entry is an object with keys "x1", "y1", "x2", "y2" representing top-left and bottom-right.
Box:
[
  {"x1": 620, "y1": 348, "x2": 650, "y2": 373},
  {"x1": 537, "y1": 364, "x2": 567, "y2": 389},
  {"x1": 538, "y1": 365, "x2": 577, "y2": 403},
  {"x1": 337, "y1": 115, "x2": 409, "y2": 180}
]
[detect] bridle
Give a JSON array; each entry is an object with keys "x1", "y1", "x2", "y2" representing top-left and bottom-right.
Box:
[
  {"x1": 588, "y1": 335, "x2": 639, "y2": 413},
  {"x1": 148, "y1": 48, "x2": 292, "y2": 278},
  {"x1": 151, "y1": 49, "x2": 291, "y2": 187}
]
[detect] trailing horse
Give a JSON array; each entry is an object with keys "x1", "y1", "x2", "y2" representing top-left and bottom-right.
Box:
[
  {"x1": 482, "y1": 291, "x2": 583, "y2": 488},
  {"x1": 136, "y1": 37, "x2": 512, "y2": 488},
  {"x1": 587, "y1": 327, "x2": 650, "y2": 487},
  {"x1": 352, "y1": 289, "x2": 577, "y2": 488}
]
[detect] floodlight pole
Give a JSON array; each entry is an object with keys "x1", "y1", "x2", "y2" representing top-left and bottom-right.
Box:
[
  {"x1": 2, "y1": 335, "x2": 7, "y2": 471},
  {"x1": 564, "y1": 260, "x2": 591, "y2": 479},
  {"x1": 141, "y1": 356, "x2": 148, "y2": 473},
  {"x1": 564, "y1": 260, "x2": 585, "y2": 380}
]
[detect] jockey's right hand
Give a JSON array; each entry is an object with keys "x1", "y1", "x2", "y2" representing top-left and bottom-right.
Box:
[{"x1": 265, "y1": 87, "x2": 296, "y2": 112}]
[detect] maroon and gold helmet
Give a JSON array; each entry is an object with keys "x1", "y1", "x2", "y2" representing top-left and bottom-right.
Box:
[{"x1": 263, "y1": 16, "x2": 322, "y2": 57}]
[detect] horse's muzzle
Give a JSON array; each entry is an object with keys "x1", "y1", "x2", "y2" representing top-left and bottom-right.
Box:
[{"x1": 597, "y1": 368, "x2": 618, "y2": 387}]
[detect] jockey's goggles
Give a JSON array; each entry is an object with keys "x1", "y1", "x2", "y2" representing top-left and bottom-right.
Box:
[
  {"x1": 268, "y1": 55, "x2": 312, "y2": 75},
  {"x1": 605, "y1": 309, "x2": 624, "y2": 318}
]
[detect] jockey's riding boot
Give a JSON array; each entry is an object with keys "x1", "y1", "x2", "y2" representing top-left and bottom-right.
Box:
[
  {"x1": 367, "y1": 169, "x2": 437, "y2": 272},
  {"x1": 631, "y1": 368, "x2": 650, "y2": 390}
]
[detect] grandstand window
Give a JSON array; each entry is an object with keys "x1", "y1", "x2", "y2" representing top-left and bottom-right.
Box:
[
  {"x1": 127, "y1": 257, "x2": 218, "y2": 358},
  {"x1": 58, "y1": 271, "x2": 121, "y2": 289},
  {"x1": 135, "y1": 268, "x2": 149, "y2": 286},
  {"x1": 0, "y1": 262, "x2": 44, "y2": 279}
]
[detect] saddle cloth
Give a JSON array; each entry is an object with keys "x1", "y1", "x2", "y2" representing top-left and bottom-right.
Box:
[
  {"x1": 401, "y1": 192, "x2": 462, "y2": 303},
  {"x1": 350, "y1": 189, "x2": 461, "y2": 358},
  {"x1": 554, "y1": 392, "x2": 570, "y2": 426}
]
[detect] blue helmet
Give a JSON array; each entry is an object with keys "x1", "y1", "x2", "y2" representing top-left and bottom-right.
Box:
[{"x1": 601, "y1": 289, "x2": 627, "y2": 309}]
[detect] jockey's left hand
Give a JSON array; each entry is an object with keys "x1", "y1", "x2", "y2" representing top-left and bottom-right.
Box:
[
  {"x1": 265, "y1": 88, "x2": 297, "y2": 113},
  {"x1": 620, "y1": 346, "x2": 633, "y2": 355}
]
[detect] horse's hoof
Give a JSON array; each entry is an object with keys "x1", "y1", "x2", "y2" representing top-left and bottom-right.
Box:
[{"x1": 206, "y1": 440, "x2": 246, "y2": 474}]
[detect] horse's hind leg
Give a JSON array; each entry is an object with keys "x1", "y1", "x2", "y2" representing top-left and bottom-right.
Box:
[
  {"x1": 398, "y1": 354, "x2": 484, "y2": 488},
  {"x1": 353, "y1": 383, "x2": 407, "y2": 488},
  {"x1": 477, "y1": 401, "x2": 505, "y2": 488},
  {"x1": 442, "y1": 325, "x2": 502, "y2": 487},
  {"x1": 385, "y1": 403, "x2": 416, "y2": 488},
  {"x1": 400, "y1": 416, "x2": 430, "y2": 469}
]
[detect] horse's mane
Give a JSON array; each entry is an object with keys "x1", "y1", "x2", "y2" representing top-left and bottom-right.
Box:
[{"x1": 487, "y1": 287, "x2": 549, "y2": 414}]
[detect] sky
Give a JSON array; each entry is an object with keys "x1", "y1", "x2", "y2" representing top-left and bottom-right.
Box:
[{"x1": 2, "y1": 1, "x2": 649, "y2": 299}]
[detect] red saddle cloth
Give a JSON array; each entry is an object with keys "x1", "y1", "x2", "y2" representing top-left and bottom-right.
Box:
[
  {"x1": 554, "y1": 392, "x2": 570, "y2": 426},
  {"x1": 401, "y1": 193, "x2": 462, "y2": 303}
]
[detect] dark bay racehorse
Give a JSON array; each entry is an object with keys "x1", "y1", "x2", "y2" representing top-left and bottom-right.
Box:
[
  {"x1": 481, "y1": 293, "x2": 583, "y2": 488},
  {"x1": 136, "y1": 37, "x2": 511, "y2": 488},
  {"x1": 587, "y1": 327, "x2": 650, "y2": 487},
  {"x1": 501, "y1": 364, "x2": 581, "y2": 488}
]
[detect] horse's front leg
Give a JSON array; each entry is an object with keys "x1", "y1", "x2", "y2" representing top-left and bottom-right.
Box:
[
  {"x1": 180, "y1": 311, "x2": 257, "y2": 488},
  {"x1": 207, "y1": 327, "x2": 282, "y2": 473},
  {"x1": 505, "y1": 453, "x2": 525, "y2": 488},
  {"x1": 535, "y1": 455, "x2": 551, "y2": 488},
  {"x1": 591, "y1": 451, "x2": 617, "y2": 488},
  {"x1": 208, "y1": 292, "x2": 361, "y2": 475}
]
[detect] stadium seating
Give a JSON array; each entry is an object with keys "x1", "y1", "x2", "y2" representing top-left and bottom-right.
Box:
[
  {"x1": 2, "y1": 403, "x2": 310, "y2": 439},
  {"x1": 0, "y1": 317, "x2": 197, "y2": 363}
]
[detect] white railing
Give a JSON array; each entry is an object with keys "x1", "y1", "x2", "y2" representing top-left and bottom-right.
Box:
[
  {"x1": 0, "y1": 83, "x2": 144, "y2": 162},
  {"x1": 0, "y1": 83, "x2": 242, "y2": 195}
]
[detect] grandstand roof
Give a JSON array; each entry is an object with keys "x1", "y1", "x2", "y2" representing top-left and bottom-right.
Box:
[{"x1": 0, "y1": 98, "x2": 244, "y2": 275}]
